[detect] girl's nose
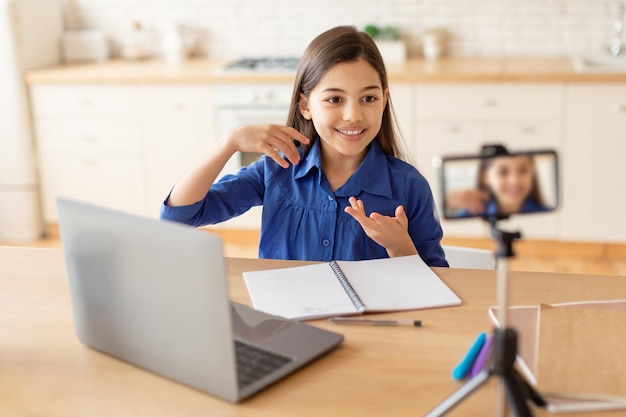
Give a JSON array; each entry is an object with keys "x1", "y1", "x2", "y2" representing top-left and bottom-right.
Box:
[{"x1": 343, "y1": 101, "x2": 364, "y2": 122}]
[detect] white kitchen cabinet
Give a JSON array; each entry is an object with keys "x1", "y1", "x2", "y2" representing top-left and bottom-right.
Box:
[
  {"x1": 28, "y1": 78, "x2": 626, "y2": 244},
  {"x1": 563, "y1": 84, "x2": 626, "y2": 242},
  {"x1": 38, "y1": 152, "x2": 145, "y2": 217},
  {"x1": 412, "y1": 122, "x2": 488, "y2": 237},
  {"x1": 412, "y1": 83, "x2": 564, "y2": 239},
  {"x1": 31, "y1": 84, "x2": 145, "y2": 221},
  {"x1": 31, "y1": 85, "x2": 139, "y2": 116},
  {"x1": 140, "y1": 85, "x2": 214, "y2": 218}
]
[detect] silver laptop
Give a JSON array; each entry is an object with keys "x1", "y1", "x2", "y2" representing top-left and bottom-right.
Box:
[{"x1": 56, "y1": 198, "x2": 344, "y2": 403}]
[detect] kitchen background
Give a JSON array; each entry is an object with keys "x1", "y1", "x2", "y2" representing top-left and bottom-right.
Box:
[
  {"x1": 65, "y1": 0, "x2": 619, "y2": 59},
  {"x1": 3, "y1": 0, "x2": 626, "y2": 277}
]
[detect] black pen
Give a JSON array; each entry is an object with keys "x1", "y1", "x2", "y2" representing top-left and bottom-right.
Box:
[{"x1": 328, "y1": 317, "x2": 422, "y2": 327}]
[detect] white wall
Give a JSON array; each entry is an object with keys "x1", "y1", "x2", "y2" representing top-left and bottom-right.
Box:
[{"x1": 64, "y1": 0, "x2": 620, "y2": 59}]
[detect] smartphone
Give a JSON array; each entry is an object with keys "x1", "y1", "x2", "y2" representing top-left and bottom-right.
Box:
[{"x1": 433, "y1": 149, "x2": 559, "y2": 220}]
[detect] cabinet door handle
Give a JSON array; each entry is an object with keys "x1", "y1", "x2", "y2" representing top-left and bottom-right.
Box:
[
  {"x1": 483, "y1": 99, "x2": 499, "y2": 108},
  {"x1": 246, "y1": 93, "x2": 261, "y2": 103},
  {"x1": 81, "y1": 135, "x2": 97, "y2": 143},
  {"x1": 81, "y1": 158, "x2": 100, "y2": 166},
  {"x1": 171, "y1": 102, "x2": 187, "y2": 111},
  {"x1": 611, "y1": 103, "x2": 626, "y2": 113},
  {"x1": 79, "y1": 99, "x2": 93, "y2": 107},
  {"x1": 520, "y1": 126, "x2": 536, "y2": 134}
]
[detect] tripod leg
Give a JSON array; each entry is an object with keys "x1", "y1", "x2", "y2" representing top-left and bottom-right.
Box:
[
  {"x1": 512, "y1": 370, "x2": 547, "y2": 407},
  {"x1": 424, "y1": 369, "x2": 492, "y2": 417},
  {"x1": 503, "y1": 373, "x2": 534, "y2": 417}
]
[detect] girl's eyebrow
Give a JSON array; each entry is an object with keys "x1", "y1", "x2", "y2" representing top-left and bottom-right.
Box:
[{"x1": 321, "y1": 85, "x2": 382, "y2": 93}]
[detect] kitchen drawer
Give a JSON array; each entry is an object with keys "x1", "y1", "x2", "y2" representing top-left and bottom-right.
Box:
[
  {"x1": 34, "y1": 119, "x2": 142, "y2": 152},
  {"x1": 140, "y1": 85, "x2": 212, "y2": 117},
  {"x1": 415, "y1": 84, "x2": 564, "y2": 121},
  {"x1": 30, "y1": 84, "x2": 139, "y2": 116},
  {"x1": 213, "y1": 83, "x2": 292, "y2": 107},
  {"x1": 486, "y1": 122, "x2": 562, "y2": 150},
  {"x1": 38, "y1": 152, "x2": 145, "y2": 221},
  {"x1": 413, "y1": 122, "x2": 485, "y2": 162}
]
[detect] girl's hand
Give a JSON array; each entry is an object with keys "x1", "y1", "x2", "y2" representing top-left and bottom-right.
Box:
[
  {"x1": 446, "y1": 189, "x2": 489, "y2": 215},
  {"x1": 167, "y1": 124, "x2": 310, "y2": 207},
  {"x1": 224, "y1": 125, "x2": 310, "y2": 169},
  {"x1": 344, "y1": 197, "x2": 418, "y2": 258}
]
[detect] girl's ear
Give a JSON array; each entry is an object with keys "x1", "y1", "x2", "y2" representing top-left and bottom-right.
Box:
[
  {"x1": 298, "y1": 93, "x2": 312, "y2": 120},
  {"x1": 383, "y1": 87, "x2": 389, "y2": 108}
]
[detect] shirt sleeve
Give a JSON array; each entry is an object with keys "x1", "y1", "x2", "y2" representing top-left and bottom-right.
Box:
[
  {"x1": 405, "y1": 173, "x2": 449, "y2": 268},
  {"x1": 160, "y1": 159, "x2": 266, "y2": 227}
]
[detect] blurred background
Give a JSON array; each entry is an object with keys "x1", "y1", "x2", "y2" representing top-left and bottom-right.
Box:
[
  {"x1": 64, "y1": 0, "x2": 619, "y2": 59},
  {"x1": 2, "y1": 0, "x2": 626, "y2": 275}
]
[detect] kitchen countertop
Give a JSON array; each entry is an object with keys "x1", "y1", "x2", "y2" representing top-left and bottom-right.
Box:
[{"x1": 24, "y1": 57, "x2": 626, "y2": 84}]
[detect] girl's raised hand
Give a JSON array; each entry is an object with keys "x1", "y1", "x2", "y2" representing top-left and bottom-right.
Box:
[
  {"x1": 225, "y1": 125, "x2": 310, "y2": 168},
  {"x1": 344, "y1": 197, "x2": 418, "y2": 258}
]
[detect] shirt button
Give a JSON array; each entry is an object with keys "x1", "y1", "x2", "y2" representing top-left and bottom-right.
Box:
[
  {"x1": 322, "y1": 239, "x2": 331, "y2": 247},
  {"x1": 328, "y1": 195, "x2": 333, "y2": 201}
]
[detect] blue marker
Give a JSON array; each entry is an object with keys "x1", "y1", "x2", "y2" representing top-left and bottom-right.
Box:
[{"x1": 452, "y1": 332, "x2": 487, "y2": 380}]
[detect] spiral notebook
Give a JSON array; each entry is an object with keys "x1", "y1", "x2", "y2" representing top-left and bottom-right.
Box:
[{"x1": 243, "y1": 255, "x2": 461, "y2": 321}]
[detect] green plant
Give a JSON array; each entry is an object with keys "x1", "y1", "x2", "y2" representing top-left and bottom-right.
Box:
[
  {"x1": 364, "y1": 24, "x2": 380, "y2": 39},
  {"x1": 364, "y1": 24, "x2": 399, "y2": 41}
]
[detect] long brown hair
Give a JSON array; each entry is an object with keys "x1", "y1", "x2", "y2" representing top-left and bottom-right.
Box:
[{"x1": 286, "y1": 25, "x2": 408, "y2": 160}]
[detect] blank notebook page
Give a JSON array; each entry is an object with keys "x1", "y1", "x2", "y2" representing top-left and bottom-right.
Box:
[
  {"x1": 336, "y1": 255, "x2": 460, "y2": 311},
  {"x1": 243, "y1": 262, "x2": 358, "y2": 319}
]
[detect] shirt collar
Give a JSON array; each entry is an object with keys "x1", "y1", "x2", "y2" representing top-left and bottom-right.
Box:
[
  {"x1": 293, "y1": 139, "x2": 322, "y2": 180},
  {"x1": 293, "y1": 138, "x2": 392, "y2": 198}
]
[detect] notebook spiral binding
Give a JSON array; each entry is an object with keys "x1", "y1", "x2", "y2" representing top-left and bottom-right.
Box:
[{"x1": 329, "y1": 261, "x2": 366, "y2": 311}]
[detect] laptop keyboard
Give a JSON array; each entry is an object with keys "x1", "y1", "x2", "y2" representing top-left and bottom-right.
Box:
[{"x1": 235, "y1": 340, "x2": 294, "y2": 389}]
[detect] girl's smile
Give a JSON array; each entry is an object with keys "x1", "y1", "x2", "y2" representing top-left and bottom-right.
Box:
[{"x1": 335, "y1": 127, "x2": 367, "y2": 141}]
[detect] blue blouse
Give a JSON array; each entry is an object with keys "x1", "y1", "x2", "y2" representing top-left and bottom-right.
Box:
[
  {"x1": 160, "y1": 139, "x2": 448, "y2": 267},
  {"x1": 455, "y1": 197, "x2": 550, "y2": 218}
]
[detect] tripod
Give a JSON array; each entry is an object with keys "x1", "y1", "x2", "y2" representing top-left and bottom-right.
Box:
[{"x1": 425, "y1": 218, "x2": 546, "y2": 417}]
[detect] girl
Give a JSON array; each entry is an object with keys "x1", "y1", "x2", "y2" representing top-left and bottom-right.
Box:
[
  {"x1": 453, "y1": 154, "x2": 549, "y2": 218},
  {"x1": 161, "y1": 26, "x2": 448, "y2": 267}
]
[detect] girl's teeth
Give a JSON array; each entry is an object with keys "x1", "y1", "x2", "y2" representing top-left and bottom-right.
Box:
[{"x1": 340, "y1": 130, "x2": 363, "y2": 136}]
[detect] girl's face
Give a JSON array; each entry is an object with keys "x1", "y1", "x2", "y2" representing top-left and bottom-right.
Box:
[
  {"x1": 483, "y1": 156, "x2": 535, "y2": 211},
  {"x1": 298, "y1": 59, "x2": 388, "y2": 164}
]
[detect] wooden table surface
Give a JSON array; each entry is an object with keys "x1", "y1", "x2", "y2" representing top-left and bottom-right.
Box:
[{"x1": 2, "y1": 246, "x2": 626, "y2": 417}]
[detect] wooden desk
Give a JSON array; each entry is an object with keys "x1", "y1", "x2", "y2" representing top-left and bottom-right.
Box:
[{"x1": 2, "y1": 246, "x2": 625, "y2": 416}]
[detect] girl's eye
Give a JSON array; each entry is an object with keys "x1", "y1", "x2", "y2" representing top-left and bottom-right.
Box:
[
  {"x1": 362, "y1": 95, "x2": 377, "y2": 103},
  {"x1": 326, "y1": 97, "x2": 342, "y2": 104},
  {"x1": 497, "y1": 166, "x2": 510, "y2": 177}
]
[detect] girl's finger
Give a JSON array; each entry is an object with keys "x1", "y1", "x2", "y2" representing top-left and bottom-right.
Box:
[
  {"x1": 286, "y1": 127, "x2": 311, "y2": 145},
  {"x1": 269, "y1": 126, "x2": 304, "y2": 165},
  {"x1": 258, "y1": 141, "x2": 290, "y2": 168},
  {"x1": 345, "y1": 198, "x2": 368, "y2": 223},
  {"x1": 395, "y1": 205, "x2": 408, "y2": 227}
]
